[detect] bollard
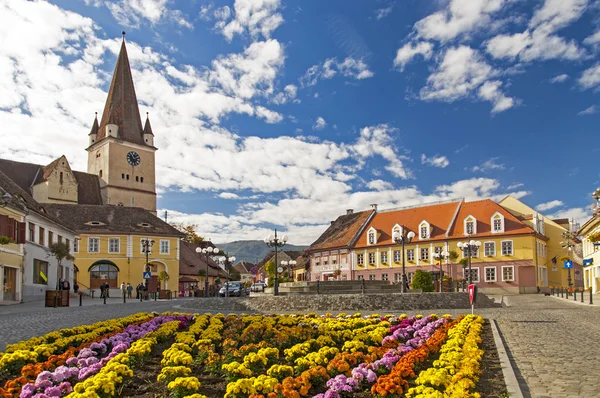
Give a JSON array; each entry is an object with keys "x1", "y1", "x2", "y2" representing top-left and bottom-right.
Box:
[
  {"x1": 590, "y1": 288, "x2": 593, "y2": 305},
  {"x1": 91, "y1": 290, "x2": 94, "y2": 299},
  {"x1": 140, "y1": 291, "x2": 143, "y2": 302},
  {"x1": 561, "y1": 287, "x2": 564, "y2": 298},
  {"x1": 54, "y1": 293, "x2": 58, "y2": 308},
  {"x1": 581, "y1": 288, "x2": 584, "y2": 303},
  {"x1": 79, "y1": 293, "x2": 82, "y2": 307},
  {"x1": 155, "y1": 292, "x2": 157, "y2": 301},
  {"x1": 103, "y1": 294, "x2": 106, "y2": 305},
  {"x1": 123, "y1": 292, "x2": 126, "y2": 304}
]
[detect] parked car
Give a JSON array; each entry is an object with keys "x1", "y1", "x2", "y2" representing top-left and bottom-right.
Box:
[
  {"x1": 250, "y1": 282, "x2": 266, "y2": 292},
  {"x1": 218, "y1": 282, "x2": 242, "y2": 297}
]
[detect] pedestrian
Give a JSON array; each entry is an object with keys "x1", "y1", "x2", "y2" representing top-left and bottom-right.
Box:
[
  {"x1": 100, "y1": 283, "x2": 105, "y2": 299},
  {"x1": 126, "y1": 282, "x2": 133, "y2": 298},
  {"x1": 135, "y1": 283, "x2": 140, "y2": 299},
  {"x1": 73, "y1": 282, "x2": 79, "y2": 294},
  {"x1": 103, "y1": 282, "x2": 110, "y2": 298},
  {"x1": 63, "y1": 279, "x2": 70, "y2": 291},
  {"x1": 120, "y1": 282, "x2": 126, "y2": 298}
]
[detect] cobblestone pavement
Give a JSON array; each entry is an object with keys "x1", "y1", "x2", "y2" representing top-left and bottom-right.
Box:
[{"x1": 1, "y1": 294, "x2": 599, "y2": 397}]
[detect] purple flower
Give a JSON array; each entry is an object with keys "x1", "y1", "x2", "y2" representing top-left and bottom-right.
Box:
[
  {"x1": 35, "y1": 372, "x2": 52, "y2": 383},
  {"x1": 65, "y1": 357, "x2": 78, "y2": 366},
  {"x1": 43, "y1": 387, "x2": 61, "y2": 397}
]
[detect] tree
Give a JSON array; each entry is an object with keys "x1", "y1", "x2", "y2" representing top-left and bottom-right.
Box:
[
  {"x1": 158, "y1": 271, "x2": 170, "y2": 289},
  {"x1": 171, "y1": 223, "x2": 204, "y2": 246},
  {"x1": 48, "y1": 242, "x2": 74, "y2": 289},
  {"x1": 448, "y1": 250, "x2": 459, "y2": 262},
  {"x1": 412, "y1": 270, "x2": 434, "y2": 292},
  {"x1": 459, "y1": 258, "x2": 469, "y2": 268},
  {"x1": 264, "y1": 260, "x2": 275, "y2": 277}
]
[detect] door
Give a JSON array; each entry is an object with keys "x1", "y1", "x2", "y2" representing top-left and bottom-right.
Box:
[
  {"x1": 148, "y1": 275, "x2": 159, "y2": 291},
  {"x1": 3, "y1": 267, "x2": 17, "y2": 301}
]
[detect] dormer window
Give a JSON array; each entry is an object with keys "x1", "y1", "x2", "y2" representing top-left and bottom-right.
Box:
[
  {"x1": 85, "y1": 221, "x2": 106, "y2": 226},
  {"x1": 464, "y1": 215, "x2": 477, "y2": 235},
  {"x1": 491, "y1": 212, "x2": 504, "y2": 233},
  {"x1": 419, "y1": 221, "x2": 430, "y2": 240},
  {"x1": 392, "y1": 224, "x2": 402, "y2": 239},
  {"x1": 138, "y1": 223, "x2": 152, "y2": 228},
  {"x1": 367, "y1": 227, "x2": 377, "y2": 245}
]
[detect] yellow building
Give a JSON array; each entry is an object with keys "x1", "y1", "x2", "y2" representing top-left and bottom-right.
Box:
[
  {"x1": 499, "y1": 195, "x2": 584, "y2": 288},
  {"x1": 0, "y1": 190, "x2": 26, "y2": 302},
  {"x1": 44, "y1": 205, "x2": 182, "y2": 293},
  {"x1": 579, "y1": 214, "x2": 600, "y2": 293}
]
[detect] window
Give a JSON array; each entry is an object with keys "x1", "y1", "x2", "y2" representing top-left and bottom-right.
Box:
[
  {"x1": 407, "y1": 249, "x2": 415, "y2": 261},
  {"x1": 393, "y1": 250, "x2": 401, "y2": 262},
  {"x1": 90, "y1": 264, "x2": 119, "y2": 288},
  {"x1": 48, "y1": 231, "x2": 53, "y2": 246},
  {"x1": 108, "y1": 238, "x2": 120, "y2": 253},
  {"x1": 466, "y1": 221, "x2": 475, "y2": 235},
  {"x1": 484, "y1": 242, "x2": 495, "y2": 257},
  {"x1": 464, "y1": 268, "x2": 480, "y2": 283},
  {"x1": 380, "y1": 251, "x2": 388, "y2": 263},
  {"x1": 381, "y1": 273, "x2": 388, "y2": 281},
  {"x1": 58, "y1": 235, "x2": 62, "y2": 244},
  {"x1": 126, "y1": 174, "x2": 129, "y2": 180},
  {"x1": 141, "y1": 177, "x2": 144, "y2": 183},
  {"x1": 463, "y1": 246, "x2": 479, "y2": 258},
  {"x1": 33, "y1": 259, "x2": 49, "y2": 285},
  {"x1": 368, "y1": 274, "x2": 376, "y2": 280},
  {"x1": 368, "y1": 252, "x2": 375, "y2": 264},
  {"x1": 136, "y1": 176, "x2": 139, "y2": 182},
  {"x1": 434, "y1": 246, "x2": 443, "y2": 255},
  {"x1": 358, "y1": 275, "x2": 364, "y2": 280},
  {"x1": 420, "y1": 225, "x2": 428, "y2": 239},
  {"x1": 160, "y1": 240, "x2": 170, "y2": 254},
  {"x1": 38, "y1": 227, "x2": 44, "y2": 245},
  {"x1": 140, "y1": 240, "x2": 153, "y2": 254},
  {"x1": 99, "y1": 170, "x2": 103, "y2": 178},
  {"x1": 501, "y1": 241, "x2": 513, "y2": 256},
  {"x1": 88, "y1": 237, "x2": 100, "y2": 253},
  {"x1": 28, "y1": 222, "x2": 35, "y2": 241},
  {"x1": 485, "y1": 267, "x2": 497, "y2": 282},
  {"x1": 59, "y1": 172, "x2": 63, "y2": 184},
  {"x1": 491, "y1": 213, "x2": 504, "y2": 233},
  {"x1": 493, "y1": 219, "x2": 502, "y2": 232},
  {"x1": 122, "y1": 173, "x2": 125, "y2": 179},
  {"x1": 357, "y1": 254, "x2": 364, "y2": 265},
  {"x1": 368, "y1": 229, "x2": 376, "y2": 245},
  {"x1": 74, "y1": 239, "x2": 79, "y2": 253},
  {"x1": 394, "y1": 273, "x2": 401, "y2": 283},
  {"x1": 323, "y1": 258, "x2": 328, "y2": 265},
  {"x1": 332, "y1": 258, "x2": 337, "y2": 265},
  {"x1": 421, "y1": 247, "x2": 429, "y2": 261},
  {"x1": 502, "y1": 266, "x2": 514, "y2": 282},
  {"x1": 407, "y1": 272, "x2": 414, "y2": 283}
]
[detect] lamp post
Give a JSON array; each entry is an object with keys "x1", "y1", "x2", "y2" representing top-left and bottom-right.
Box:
[
  {"x1": 432, "y1": 250, "x2": 450, "y2": 293},
  {"x1": 141, "y1": 238, "x2": 155, "y2": 288},
  {"x1": 457, "y1": 240, "x2": 481, "y2": 284},
  {"x1": 195, "y1": 246, "x2": 219, "y2": 297},
  {"x1": 218, "y1": 255, "x2": 236, "y2": 297},
  {"x1": 264, "y1": 229, "x2": 288, "y2": 296},
  {"x1": 561, "y1": 231, "x2": 577, "y2": 287},
  {"x1": 281, "y1": 259, "x2": 297, "y2": 281},
  {"x1": 392, "y1": 227, "x2": 416, "y2": 293}
]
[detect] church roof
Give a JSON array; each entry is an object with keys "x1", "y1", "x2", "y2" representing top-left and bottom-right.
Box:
[
  {"x1": 96, "y1": 40, "x2": 146, "y2": 146},
  {"x1": 89, "y1": 113, "x2": 99, "y2": 136},
  {"x1": 43, "y1": 204, "x2": 184, "y2": 237},
  {"x1": 0, "y1": 158, "x2": 103, "y2": 206},
  {"x1": 143, "y1": 113, "x2": 154, "y2": 136}
]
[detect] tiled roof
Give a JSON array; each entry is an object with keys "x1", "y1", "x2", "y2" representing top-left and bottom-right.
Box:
[
  {"x1": 449, "y1": 199, "x2": 534, "y2": 238},
  {"x1": 354, "y1": 201, "x2": 461, "y2": 248},
  {"x1": 179, "y1": 241, "x2": 221, "y2": 277},
  {"x1": 309, "y1": 210, "x2": 374, "y2": 251},
  {"x1": 43, "y1": 204, "x2": 184, "y2": 237},
  {"x1": 72, "y1": 171, "x2": 103, "y2": 205},
  {"x1": 256, "y1": 250, "x2": 304, "y2": 271},
  {"x1": 0, "y1": 158, "x2": 41, "y2": 192},
  {"x1": 233, "y1": 261, "x2": 254, "y2": 274},
  {"x1": 96, "y1": 40, "x2": 147, "y2": 147}
]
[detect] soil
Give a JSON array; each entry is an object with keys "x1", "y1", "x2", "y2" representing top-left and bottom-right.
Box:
[
  {"x1": 476, "y1": 319, "x2": 508, "y2": 398},
  {"x1": 119, "y1": 341, "x2": 171, "y2": 398}
]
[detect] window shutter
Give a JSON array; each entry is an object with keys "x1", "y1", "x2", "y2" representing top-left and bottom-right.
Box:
[
  {"x1": 7, "y1": 218, "x2": 17, "y2": 241},
  {"x1": 17, "y1": 222, "x2": 26, "y2": 244},
  {"x1": 0, "y1": 214, "x2": 9, "y2": 238}
]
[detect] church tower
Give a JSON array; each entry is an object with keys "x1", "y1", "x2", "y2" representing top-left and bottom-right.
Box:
[{"x1": 87, "y1": 34, "x2": 157, "y2": 214}]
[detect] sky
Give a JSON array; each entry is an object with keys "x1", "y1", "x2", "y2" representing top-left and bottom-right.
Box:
[{"x1": 0, "y1": 0, "x2": 599, "y2": 245}]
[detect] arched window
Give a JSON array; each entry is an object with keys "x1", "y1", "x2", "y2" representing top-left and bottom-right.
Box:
[
  {"x1": 89, "y1": 262, "x2": 119, "y2": 288},
  {"x1": 419, "y1": 221, "x2": 430, "y2": 239},
  {"x1": 367, "y1": 227, "x2": 377, "y2": 245}
]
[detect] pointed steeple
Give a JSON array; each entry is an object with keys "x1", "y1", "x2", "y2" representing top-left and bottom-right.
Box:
[
  {"x1": 143, "y1": 112, "x2": 154, "y2": 136},
  {"x1": 88, "y1": 112, "x2": 99, "y2": 136},
  {"x1": 96, "y1": 33, "x2": 145, "y2": 146}
]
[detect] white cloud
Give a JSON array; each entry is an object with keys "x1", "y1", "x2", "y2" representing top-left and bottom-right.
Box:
[
  {"x1": 420, "y1": 46, "x2": 515, "y2": 113},
  {"x1": 507, "y1": 183, "x2": 524, "y2": 190},
  {"x1": 420, "y1": 154, "x2": 450, "y2": 168},
  {"x1": 88, "y1": 0, "x2": 192, "y2": 29},
  {"x1": 470, "y1": 157, "x2": 505, "y2": 172},
  {"x1": 214, "y1": 0, "x2": 283, "y2": 41},
  {"x1": 375, "y1": 5, "x2": 394, "y2": 20},
  {"x1": 549, "y1": 73, "x2": 569, "y2": 83},
  {"x1": 218, "y1": 192, "x2": 241, "y2": 199},
  {"x1": 578, "y1": 63, "x2": 600, "y2": 89},
  {"x1": 351, "y1": 124, "x2": 410, "y2": 179},
  {"x1": 584, "y1": 30, "x2": 600, "y2": 46},
  {"x1": 536, "y1": 200, "x2": 564, "y2": 211},
  {"x1": 548, "y1": 207, "x2": 592, "y2": 227},
  {"x1": 271, "y1": 84, "x2": 298, "y2": 105},
  {"x1": 578, "y1": 105, "x2": 598, "y2": 115},
  {"x1": 255, "y1": 106, "x2": 283, "y2": 123},
  {"x1": 414, "y1": 0, "x2": 507, "y2": 42},
  {"x1": 300, "y1": 57, "x2": 374, "y2": 88},
  {"x1": 486, "y1": 0, "x2": 587, "y2": 62},
  {"x1": 313, "y1": 117, "x2": 327, "y2": 130},
  {"x1": 367, "y1": 180, "x2": 394, "y2": 191},
  {"x1": 394, "y1": 41, "x2": 434, "y2": 71}
]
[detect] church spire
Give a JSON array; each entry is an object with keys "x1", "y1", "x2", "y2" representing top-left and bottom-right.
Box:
[
  {"x1": 143, "y1": 112, "x2": 154, "y2": 136},
  {"x1": 96, "y1": 33, "x2": 145, "y2": 146},
  {"x1": 89, "y1": 112, "x2": 99, "y2": 136}
]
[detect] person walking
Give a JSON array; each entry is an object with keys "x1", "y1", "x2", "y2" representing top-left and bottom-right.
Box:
[
  {"x1": 126, "y1": 283, "x2": 133, "y2": 299},
  {"x1": 73, "y1": 282, "x2": 79, "y2": 294},
  {"x1": 57, "y1": 278, "x2": 63, "y2": 291},
  {"x1": 120, "y1": 282, "x2": 126, "y2": 299},
  {"x1": 100, "y1": 283, "x2": 105, "y2": 299}
]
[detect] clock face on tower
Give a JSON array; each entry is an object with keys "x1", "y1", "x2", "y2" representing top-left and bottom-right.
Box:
[{"x1": 127, "y1": 151, "x2": 141, "y2": 166}]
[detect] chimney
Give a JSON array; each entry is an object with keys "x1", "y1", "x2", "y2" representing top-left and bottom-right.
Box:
[
  {"x1": 370, "y1": 203, "x2": 378, "y2": 211},
  {"x1": 346, "y1": 209, "x2": 353, "y2": 215},
  {"x1": 331, "y1": 221, "x2": 335, "y2": 225}
]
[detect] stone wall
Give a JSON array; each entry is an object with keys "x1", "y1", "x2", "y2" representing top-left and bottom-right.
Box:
[{"x1": 181, "y1": 292, "x2": 499, "y2": 313}]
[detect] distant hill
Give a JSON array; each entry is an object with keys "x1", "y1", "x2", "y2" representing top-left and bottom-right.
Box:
[{"x1": 217, "y1": 240, "x2": 309, "y2": 264}]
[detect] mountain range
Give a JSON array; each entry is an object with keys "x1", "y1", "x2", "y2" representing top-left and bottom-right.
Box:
[{"x1": 217, "y1": 240, "x2": 309, "y2": 264}]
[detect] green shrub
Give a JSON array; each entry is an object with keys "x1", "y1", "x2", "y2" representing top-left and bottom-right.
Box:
[{"x1": 412, "y1": 270, "x2": 434, "y2": 292}]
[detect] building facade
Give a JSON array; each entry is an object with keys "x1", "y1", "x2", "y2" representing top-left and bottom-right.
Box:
[
  {"x1": 0, "y1": 190, "x2": 26, "y2": 303},
  {"x1": 579, "y1": 214, "x2": 600, "y2": 293}
]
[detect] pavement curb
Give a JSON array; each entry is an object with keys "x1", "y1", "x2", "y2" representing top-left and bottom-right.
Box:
[{"x1": 490, "y1": 319, "x2": 524, "y2": 398}]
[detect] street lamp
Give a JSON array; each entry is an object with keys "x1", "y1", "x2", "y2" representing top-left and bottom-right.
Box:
[
  {"x1": 264, "y1": 230, "x2": 288, "y2": 296},
  {"x1": 432, "y1": 250, "x2": 450, "y2": 293},
  {"x1": 141, "y1": 238, "x2": 155, "y2": 273},
  {"x1": 457, "y1": 240, "x2": 481, "y2": 284},
  {"x1": 392, "y1": 227, "x2": 416, "y2": 293},
  {"x1": 218, "y1": 255, "x2": 236, "y2": 297},
  {"x1": 281, "y1": 260, "x2": 297, "y2": 281},
  {"x1": 561, "y1": 231, "x2": 577, "y2": 287},
  {"x1": 195, "y1": 246, "x2": 219, "y2": 297}
]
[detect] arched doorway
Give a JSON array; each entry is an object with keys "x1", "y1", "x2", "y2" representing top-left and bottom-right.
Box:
[
  {"x1": 89, "y1": 261, "x2": 119, "y2": 289},
  {"x1": 147, "y1": 261, "x2": 168, "y2": 291}
]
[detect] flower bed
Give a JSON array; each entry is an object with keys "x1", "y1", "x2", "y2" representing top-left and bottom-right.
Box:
[{"x1": 0, "y1": 312, "x2": 502, "y2": 398}]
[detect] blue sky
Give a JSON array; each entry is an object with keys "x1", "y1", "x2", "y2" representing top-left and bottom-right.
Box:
[{"x1": 1, "y1": 0, "x2": 599, "y2": 244}]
